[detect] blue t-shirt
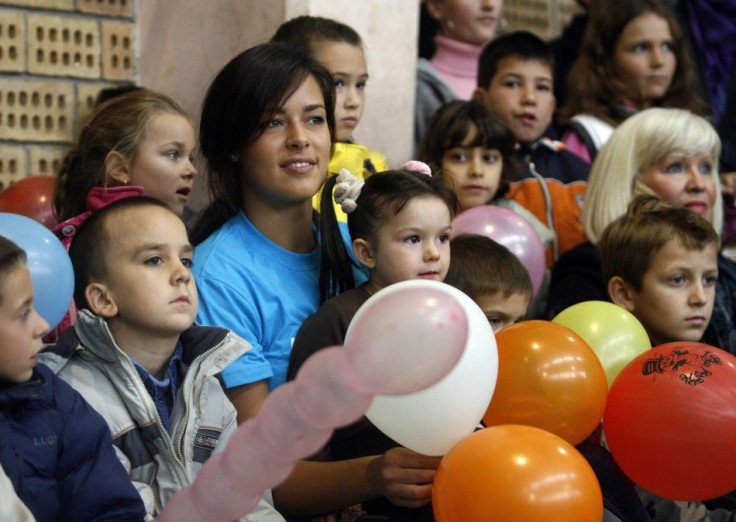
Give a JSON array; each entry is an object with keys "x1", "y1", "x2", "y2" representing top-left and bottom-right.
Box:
[{"x1": 193, "y1": 211, "x2": 365, "y2": 390}]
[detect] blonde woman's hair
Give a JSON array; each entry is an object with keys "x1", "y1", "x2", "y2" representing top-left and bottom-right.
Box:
[{"x1": 583, "y1": 108, "x2": 722, "y2": 243}]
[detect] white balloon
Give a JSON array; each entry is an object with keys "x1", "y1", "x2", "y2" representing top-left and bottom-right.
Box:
[{"x1": 348, "y1": 280, "x2": 499, "y2": 456}]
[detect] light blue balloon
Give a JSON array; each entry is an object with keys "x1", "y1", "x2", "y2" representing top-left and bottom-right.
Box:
[{"x1": 0, "y1": 213, "x2": 74, "y2": 329}]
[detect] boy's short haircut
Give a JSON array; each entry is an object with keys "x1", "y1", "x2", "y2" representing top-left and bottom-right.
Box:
[
  {"x1": 599, "y1": 195, "x2": 720, "y2": 290},
  {"x1": 477, "y1": 30, "x2": 554, "y2": 89},
  {"x1": 445, "y1": 234, "x2": 534, "y2": 300},
  {"x1": 68, "y1": 196, "x2": 173, "y2": 310},
  {"x1": 0, "y1": 236, "x2": 27, "y2": 306}
]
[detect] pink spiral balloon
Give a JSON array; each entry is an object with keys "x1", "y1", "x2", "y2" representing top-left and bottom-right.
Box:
[{"x1": 157, "y1": 281, "x2": 469, "y2": 521}]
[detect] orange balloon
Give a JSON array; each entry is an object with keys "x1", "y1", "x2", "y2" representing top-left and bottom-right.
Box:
[
  {"x1": 0, "y1": 176, "x2": 57, "y2": 229},
  {"x1": 433, "y1": 425, "x2": 603, "y2": 522},
  {"x1": 605, "y1": 342, "x2": 736, "y2": 501},
  {"x1": 483, "y1": 320, "x2": 607, "y2": 445}
]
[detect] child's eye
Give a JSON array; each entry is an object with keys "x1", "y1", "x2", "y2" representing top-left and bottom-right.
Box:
[
  {"x1": 334, "y1": 79, "x2": 345, "y2": 89},
  {"x1": 448, "y1": 151, "x2": 468, "y2": 162},
  {"x1": 404, "y1": 235, "x2": 420, "y2": 244},
  {"x1": 662, "y1": 42, "x2": 675, "y2": 52},
  {"x1": 145, "y1": 256, "x2": 164, "y2": 266},
  {"x1": 19, "y1": 307, "x2": 32, "y2": 321},
  {"x1": 438, "y1": 233, "x2": 450, "y2": 243},
  {"x1": 669, "y1": 275, "x2": 685, "y2": 285},
  {"x1": 482, "y1": 152, "x2": 500, "y2": 163},
  {"x1": 486, "y1": 316, "x2": 502, "y2": 327},
  {"x1": 704, "y1": 274, "x2": 717, "y2": 286},
  {"x1": 632, "y1": 43, "x2": 648, "y2": 53},
  {"x1": 181, "y1": 257, "x2": 193, "y2": 268},
  {"x1": 166, "y1": 150, "x2": 180, "y2": 161},
  {"x1": 502, "y1": 80, "x2": 521, "y2": 89},
  {"x1": 356, "y1": 81, "x2": 367, "y2": 90},
  {"x1": 536, "y1": 83, "x2": 552, "y2": 93}
]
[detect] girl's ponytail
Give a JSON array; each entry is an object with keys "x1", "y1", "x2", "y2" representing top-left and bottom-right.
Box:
[{"x1": 318, "y1": 175, "x2": 355, "y2": 303}]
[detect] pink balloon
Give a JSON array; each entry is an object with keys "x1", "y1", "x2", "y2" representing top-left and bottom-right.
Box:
[
  {"x1": 157, "y1": 281, "x2": 469, "y2": 522},
  {"x1": 451, "y1": 205, "x2": 546, "y2": 295},
  {"x1": 344, "y1": 282, "x2": 469, "y2": 395}
]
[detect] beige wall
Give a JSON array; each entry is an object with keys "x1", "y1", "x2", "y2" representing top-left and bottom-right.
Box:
[{"x1": 137, "y1": 0, "x2": 420, "y2": 210}]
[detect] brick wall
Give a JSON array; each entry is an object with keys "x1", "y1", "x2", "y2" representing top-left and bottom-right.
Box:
[{"x1": 0, "y1": 0, "x2": 135, "y2": 190}]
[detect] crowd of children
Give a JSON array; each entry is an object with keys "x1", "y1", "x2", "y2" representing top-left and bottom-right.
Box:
[{"x1": 1, "y1": 2, "x2": 735, "y2": 521}]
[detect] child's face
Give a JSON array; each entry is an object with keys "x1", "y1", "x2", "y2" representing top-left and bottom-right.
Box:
[
  {"x1": 95, "y1": 206, "x2": 198, "y2": 343},
  {"x1": 613, "y1": 12, "x2": 676, "y2": 108},
  {"x1": 639, "y1": 152, "x2": 717, "y2": 225},
  {"x1": 626, "y1": 240, "x2": 718, "y2": 346},
  {"x1": 313, "y1": 41, "x2": 367, "y2": 142},
  {"x1": 475, "y1": 56, "x2": 555, "y2": 144},
  {"x1": 474, "y1": 290, "x2": 529, "y2": 334},
  {"x1": 441, "y1": 125, "x2": 503, "y2": 211},
  {"x1": 239, "y1": 75, "x2": 331, "y2": 207},
  {"x1": 0, "y1": 265, "x2": 49, "y2": 383},
  {"x1": 358, "y1": 196, "x2": 452, "y2": 291},
  {"x1": 127, "y1": 113, "x2": 197, "y2": 216},
  {"x1": 426, "y1": 0, "x2": 502, "y2": 45}
]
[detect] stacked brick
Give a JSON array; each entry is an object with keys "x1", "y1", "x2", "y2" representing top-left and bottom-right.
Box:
[{"x1": 0, "y1": 0, "x2": 135, "y2": 190}]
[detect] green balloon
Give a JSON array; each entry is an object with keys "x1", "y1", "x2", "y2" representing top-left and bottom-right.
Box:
[{"x1": 553, "y1": 301, "x2": 651, "y2": 388}]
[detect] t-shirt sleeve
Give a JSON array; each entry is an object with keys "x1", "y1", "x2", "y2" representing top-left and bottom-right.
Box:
[{"x1": 195, "y1": 275, "x2": 274, "y2": 389}]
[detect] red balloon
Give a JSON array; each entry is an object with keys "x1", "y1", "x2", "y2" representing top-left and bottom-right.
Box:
[
  {"x1": 0, "y1": 176, "x2": 57, "y2": 229},
  {"x1": 604, "y1": 342, "x2": 736, "y2": 501}
]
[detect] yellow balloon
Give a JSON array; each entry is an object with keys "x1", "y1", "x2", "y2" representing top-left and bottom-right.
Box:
[{"x1": 552, "y1": 301, "x2": 651, "y2": 387}]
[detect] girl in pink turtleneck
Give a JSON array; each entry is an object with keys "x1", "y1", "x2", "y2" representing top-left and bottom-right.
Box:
[{"x1": 415, "y1": 0, "x2": 504, "y2": 154}]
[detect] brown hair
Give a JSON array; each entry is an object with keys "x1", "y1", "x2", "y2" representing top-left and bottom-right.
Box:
[
  {"x1": 54, "y1": 89, "x2": 191, "y2": 221},
  {"x1": 0, "y1": 236, "x2": 27, "y2": 306},
  {"x1": 444, "y1": 234, "x2": 533, "y2": 300},
  {"x1": 599, "y1": 195, "x2": 719, "y2": 290},
  {"x1": 559, "y1": 0, "x2": 709, "y2": 125}
]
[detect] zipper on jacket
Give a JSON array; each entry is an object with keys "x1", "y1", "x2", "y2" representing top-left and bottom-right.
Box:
[
  {"x1": 172, "y1": 335, "x2": 230, "y2": 465},
  {"x1": 100, "y1": 320, "x2": 191, "y2": 482}
]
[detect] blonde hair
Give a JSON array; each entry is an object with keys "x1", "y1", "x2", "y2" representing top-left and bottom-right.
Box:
[{"x1": 583, "y1": 108, "x2": 722, "y2": 243}]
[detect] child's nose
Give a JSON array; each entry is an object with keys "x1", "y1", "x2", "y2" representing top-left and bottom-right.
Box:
[
  {"x1": 424, "y1": 242, "x2": 440, "y2": 261},
  {"x1": 33, "y1": 310, "x2": 50, "y2": 338},
  {"x1": 345, "y1": 87, "x2": 360, "y2": 108},
  {"x1": 689, "y1": 282, "x2": 707, "y2": 305}
]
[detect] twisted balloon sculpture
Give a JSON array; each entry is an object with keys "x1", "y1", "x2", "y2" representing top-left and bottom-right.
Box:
[{"x1": 158, "y1": 281, "x2": 471, "y2": 521}]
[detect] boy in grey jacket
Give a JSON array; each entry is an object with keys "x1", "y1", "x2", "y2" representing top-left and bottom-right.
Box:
[{"x1": 41, "y1": 197, "x2": 283, "y2": 521}]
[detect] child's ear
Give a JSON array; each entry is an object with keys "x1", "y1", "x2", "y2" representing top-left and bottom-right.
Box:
[
  {"x1": 84, "y1": 283, "x2": 119, "y2": 318},
  {"x1": 472, "y1": 87, "x2": 488, "y2": 103},
  {"x1": 353, "y1": 238, "x2": 376, "y2": 269},
  {"x1": 104, "y1": 151, "x2": 131, "y2": 186},
  {"x1": 608, "y1": 276, "x2": 636, "y2": 313}
]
